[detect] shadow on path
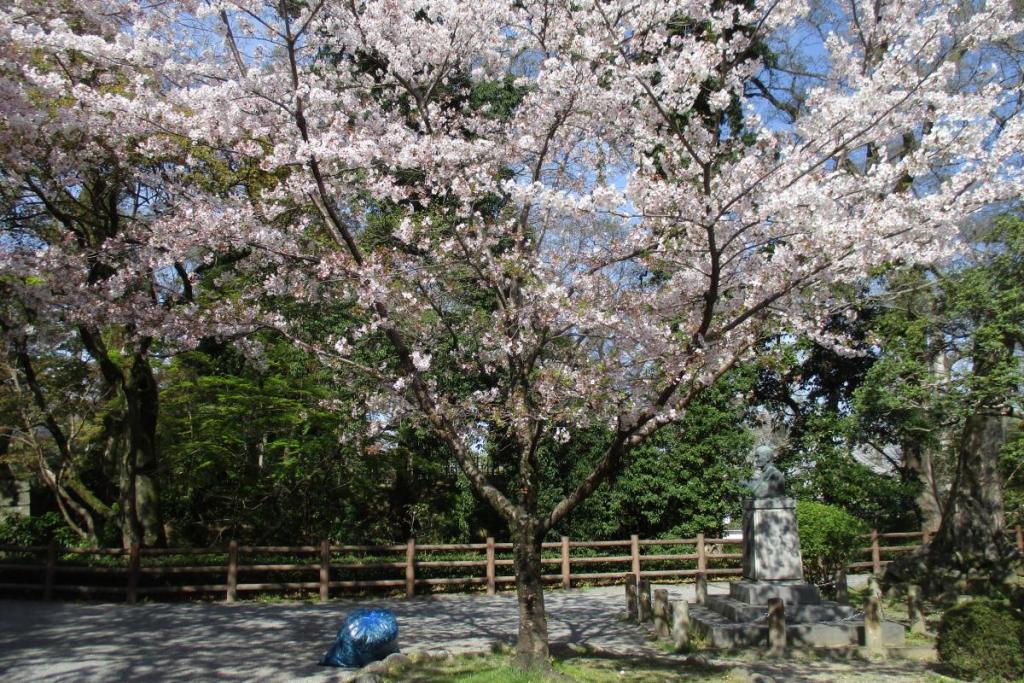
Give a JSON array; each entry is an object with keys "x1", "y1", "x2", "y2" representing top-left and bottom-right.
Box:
[
  {"x1": 0, "y1": 580, "x2": 933, "y2": 682},
  {"x1": 0, "y1": 586, "x2": 656, "y2": 682}
]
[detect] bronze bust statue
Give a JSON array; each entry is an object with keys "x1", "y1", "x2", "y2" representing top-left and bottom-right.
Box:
[{"x1": 746, "y1": 444, "x2": 786, "y2": 498}]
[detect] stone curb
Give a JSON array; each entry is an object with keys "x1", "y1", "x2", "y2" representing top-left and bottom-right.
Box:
[{"x1": 330, "y1": 649, "x2": 453, "y2": 681}]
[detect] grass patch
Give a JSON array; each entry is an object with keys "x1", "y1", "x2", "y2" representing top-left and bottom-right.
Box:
[{"x1": 384, "y1": 652, "x2": 736, "y2": 682}]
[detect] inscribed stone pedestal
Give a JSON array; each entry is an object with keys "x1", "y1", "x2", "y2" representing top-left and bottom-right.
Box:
[{"x1": 742, "y1": 496, "x2": 804, "y2": 582}]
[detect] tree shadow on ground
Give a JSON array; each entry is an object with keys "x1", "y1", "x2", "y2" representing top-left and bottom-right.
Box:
[{"x1": 0, "y1": 588, "x2": 659, "y2": 682}]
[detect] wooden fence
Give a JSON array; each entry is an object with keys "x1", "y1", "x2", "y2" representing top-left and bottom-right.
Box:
[{"x1": 2, "y1": 527, "x2": 1021, "y2": 603}]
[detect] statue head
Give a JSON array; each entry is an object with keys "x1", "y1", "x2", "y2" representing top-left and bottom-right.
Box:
[{"x1": 753, "y1": 444, "x2": 775, "y2": 468}]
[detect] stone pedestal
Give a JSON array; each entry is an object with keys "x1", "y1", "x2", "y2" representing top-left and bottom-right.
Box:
[{"x1": 742, "y1": 497, "x2": 803, "y2": 582}]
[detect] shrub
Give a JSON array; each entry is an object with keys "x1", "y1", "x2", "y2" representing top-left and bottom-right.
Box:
[
  {"x1": 0, "y1": 512, "x2": 78, "y2": 547},
  {"x1": 795, "y1": 500, "x2": 865, "y2": 587},
  {"x1": 937, "y1": 599, "x2": 1024, "y2": 681}
]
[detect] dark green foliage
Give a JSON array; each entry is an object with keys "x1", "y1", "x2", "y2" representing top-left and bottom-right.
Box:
[
  {"x1": 0, "y1": 511, "x2": 77, "y2": 547},
  {"x1": 937, "y1": 599, "x2": 1024, "y2": 681},
  {"x1": 785, "y1": 419, "x2": 919, "y2": 532},
  {"x1": 158, "y1": 337, "x2": 474, "y2": 546},
  {"x1": 794, "y1": 500, "x2": 865, "y2": 587},
  {"x1": 752, "y1": 310, "x2": 922, "y2": 532},
  {"x1": 544, "y1": 370, "x2": 754, "y2": 540},
  {"x1": 469, "y1": 75, "x2": 528, "y2": 120}
]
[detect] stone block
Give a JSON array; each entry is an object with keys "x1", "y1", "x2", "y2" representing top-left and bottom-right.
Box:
[
  {"x1": 705, "y1": 595, "x2": 855, "y2": 623},
  {"x1": 729, "y1": 580, "x2": 821, "y2": 606},
  {"x1": 689, "y1": 604, "x2": 906, "y2": 650},
  {"x1": 767, "y1": 598, "x2": 786, "y2": 655}
]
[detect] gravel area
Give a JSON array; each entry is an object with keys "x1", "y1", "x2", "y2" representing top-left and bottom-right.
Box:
[{"x1": 0, "y1": 580, "x2": 941, "y2": 682}]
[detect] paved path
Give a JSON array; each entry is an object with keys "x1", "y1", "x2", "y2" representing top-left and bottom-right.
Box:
[
  {"x1": 0, "y1": 580, "x2": 936, "y2": 682},
  {"x1": 0, "y1": 585, "x2": 669, "y2": 682}
]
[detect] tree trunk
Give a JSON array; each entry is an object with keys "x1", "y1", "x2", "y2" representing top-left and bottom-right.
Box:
[
  {"x1": 929, "y1": 411, "x2": 1008, "y2": 565},
  {"x1": 512, "y1": 520, "x2": 549, "y2": 670},
  {"x1": 903, "y1": 440, "x2": 944, "y2": 534},
  {"x1": 127, "y1": 352, "x2": 165, "y2": 547}
]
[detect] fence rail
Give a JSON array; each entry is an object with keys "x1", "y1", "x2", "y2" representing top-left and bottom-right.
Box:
[{"x1": 1, "y1": 526, "x2": 1021, "y2": 603}]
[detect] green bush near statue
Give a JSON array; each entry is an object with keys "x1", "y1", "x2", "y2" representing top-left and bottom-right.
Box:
[{"x1": 795, "y1": 500, "x2": 865, "y2": 588}]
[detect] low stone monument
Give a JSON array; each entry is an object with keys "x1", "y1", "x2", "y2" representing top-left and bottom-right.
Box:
[{"x1": 687, "y1": 445, "x2": 905, "y2": 649}]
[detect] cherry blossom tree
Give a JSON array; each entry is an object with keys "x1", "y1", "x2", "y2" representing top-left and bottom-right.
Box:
[
  {"x1": 0, "y1": 1, "x2": 174, "y2": 546},
  {"x1": 0, "y1": 1, "x2": 255, "y2": 546},
  {"x1": 3, "y1": 0, "x2": 1022, "y2": 666}
]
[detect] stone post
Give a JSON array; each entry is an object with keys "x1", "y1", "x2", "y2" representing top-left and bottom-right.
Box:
[
  {"x1": 653, "y1": 589, "x2": 670, "y2": 638},
  {"x1": 638, "y1": 577, "x2": 653, "y2": 623},
  {"x1": 864, "y1": 586, "x2": 885, "y2": 657},
  {"x1": 833, "y1": 566, "x2": 848, "y2": 604},
  {"x1": 767, "y1": 598, "x2": 786, "y2": 656},
  {"x1": 670, "y1": 599, "x2": 690, "y2": 651},
  {"x1": 907, "y1": 584, "x2": 926, "y2": 635},
  {"x1": 695, "y1": 572, "x2": 707, "y2": 605},
  {"x1": 625, "y1": 572, "x2": 638, "y2": 622}
]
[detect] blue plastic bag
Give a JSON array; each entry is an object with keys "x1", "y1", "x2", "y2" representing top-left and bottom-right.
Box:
[{"x1": 320, "y1": 608, "x2": 399, "y2": 667}]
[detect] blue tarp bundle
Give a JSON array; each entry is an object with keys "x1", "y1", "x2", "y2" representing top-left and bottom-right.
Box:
[{"x1": 319, "y1": 608, "x2": 399, "y2": 668}]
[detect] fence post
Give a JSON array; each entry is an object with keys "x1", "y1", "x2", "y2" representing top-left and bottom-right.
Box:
[
  {"x1": 126, "y1": 543, "x2": 140, "y2": 604},
  {"x1": 405, "y1": 538, "x2": 416, "y2": 598},
  {"x1": 226, "y1": 540, "x2": 238, "y2": 603},
  {"x1": 486, "y1": 537, "x2": 496, "y2": 595},
  {"x1": 560, "y1": 536, "x2": 571, "y2": 590},
  {"x1": 870, "y1": 529, "x2": 881, "y2": 575},
  {"x1": 696, "y1": 533, "x2": 707, "y2": 573},
  {"x1": 695, "y1": 572, "x2": 707, "y2": 605},
  {"x1": 630, "y1": 534, "x2": 640, "y2": 577},
  {"x1": 319, "y1": 540, "x2": 330, "y2": 602},
  {"x1": 44, "y1": 540, "x2": 57, "y2": 601},
  {"x1": 921, "y1": 527, "x2": 932, "y2": 547}
]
